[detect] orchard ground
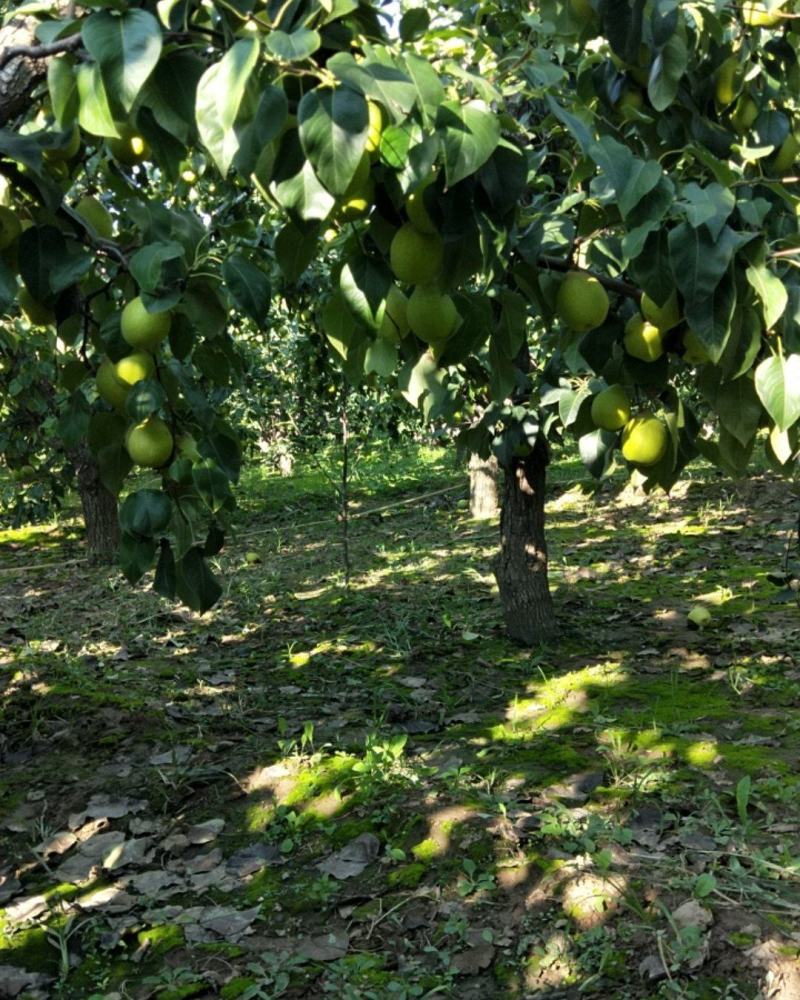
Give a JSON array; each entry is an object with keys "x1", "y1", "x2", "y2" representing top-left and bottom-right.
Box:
[{"x1": 1, "y1": 444, "x2": 799, "y2": 999}]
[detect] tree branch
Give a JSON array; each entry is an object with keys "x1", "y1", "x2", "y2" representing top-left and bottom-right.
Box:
[
  {"x1": 0, "y1": 31, "x2": 82, "y2": 70},
  {"x1": 537, "y1": 255, "x2": 642, "y2": 300}
]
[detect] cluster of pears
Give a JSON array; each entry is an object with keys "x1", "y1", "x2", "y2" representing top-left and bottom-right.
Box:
[
  {"x1": 95, "y1": 297, "x2": 175, "y2": 469},
  {"x1": 590, "y1": 383, "x2": 669, "y2": 467},
  {"x1": 387, "y1": 173, "x2": 460, "y2": 351}
]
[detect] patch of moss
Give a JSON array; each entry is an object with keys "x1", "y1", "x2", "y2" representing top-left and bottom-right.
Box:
[
  {"x1": 387, "y1": 863, "x2": 426, "y2": 888},
  {"x1": 330, "y1": 816, "x2": 374, "y2": 847},
  {"x1": 0, "y1": 925, "x2": 55, "y2": 973},
  {"x1": 157, "y1": 984, "x2": 207, "y2": 1000},
  {"x1": 136, "y1": 923, "x2": 184, "y2": 955},
  {"x1": 241, "y1": 866, "x2": 282, "y2": 905},
  {"x1": 221, "y1": 978, "x2": 257, "y2": 999},
  {"x1": 411, "y1": 838, "x2": 442, "y2": 863},
  {"x1": 195, "y1": 942, "x2": 246, "y2": 958}
]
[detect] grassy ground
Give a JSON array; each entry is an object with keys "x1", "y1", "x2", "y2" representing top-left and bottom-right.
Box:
[{"x1": 1, "y1": 443, "x2": 799, "y2": 999}]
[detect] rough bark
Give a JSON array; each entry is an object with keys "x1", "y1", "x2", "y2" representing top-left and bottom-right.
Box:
[
  {"x1": 495, "y1": 439, "x2": 557, "y2": 644},
  {"x1": 468, "y1": 452, "x2": 499, "y2": 520},
  {"x1": 67, "y1": 444, "x2": 120, "y2": 564},
  {"x1": 0, "y1": 15, "x2": 46, "y2": 126}
]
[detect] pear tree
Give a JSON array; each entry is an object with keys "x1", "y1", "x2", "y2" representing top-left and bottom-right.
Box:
[{"x1": 0, "y1": 0, "x2": 798, "y2": 642}]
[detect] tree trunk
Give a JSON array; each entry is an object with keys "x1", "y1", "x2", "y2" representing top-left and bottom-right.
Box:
[
  {"x1": 495, "y1": 439, "x2": 556, "y2": 644},
  {"x1": 469, "y1": 452, "x2": 499, "y2": 519},
  {"x1": 68, "y1": 444, "x2": 119, "y2": 564},
  {"x1": 0, "y1": 16, "x2": 45, "y2": 126}
]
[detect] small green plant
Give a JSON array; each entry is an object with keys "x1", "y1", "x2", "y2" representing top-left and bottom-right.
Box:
[
  {"x1": 353, "y1": 732, "x2": 408, "y2": 777},
  {"x1": 736, "y1": 774, "x2": 752, "y2": 825},
  {"x1": 456, "y1": 858, "x2": 495, "y2": 897}
]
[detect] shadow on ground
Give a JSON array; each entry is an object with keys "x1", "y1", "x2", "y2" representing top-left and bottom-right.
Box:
[{"x1": 1, "y1": 456, "x2": 799, "y2": 998}]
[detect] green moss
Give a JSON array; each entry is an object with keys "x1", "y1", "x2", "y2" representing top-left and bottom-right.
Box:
[
  {"x1": 728, "y1": 932, "x2": 757, "y2": 949},
  {"x1": 0, "y1": 925, "x2": 55, "y2": 973},
  {"x1": 221, "y1": 978, "x2": 257, "y2": 999},
  {"x1": 330, "y1": 817, "x2": 374, "y2": 847},
  {"x1": 137, "y1": 924, "x2": 184, "y2": 955},
  {"x1": 387, "y1": 863, "x2": 426, "y2": 888},
  {"x1": 411, "y1": 838, "x2": 442, "y2": 862},
  {"x1": 241, "y1": 867, "x2": 282, "y2": 905},
  {"x1": 195, "y1": 942, "x2": 246, "y2": 958},
  {"x1": 157, "y1": 984, "x2": 207, "y2": 1000}
]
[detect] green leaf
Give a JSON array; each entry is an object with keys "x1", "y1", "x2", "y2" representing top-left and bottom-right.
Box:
[
  {"x1": 119, "y1": 489, "x2": 173, "y2": 537},
  {"x1": 119, "y1": 531, "x2": 157, "y2": 584},
  {"x1": 274, "y1": 222, "x2": 319, "y2": 283},
  {"x1": 647, "y1": 28, "x2": 687, "y2": 111},
  {"x1": 192, "y1": 461, "x2": 231, "y2": 513},
  {"x1": 719, "y1": 304, "x2": 762, "y2": 382},
  {"x1": 495, "y1": 290, "x2": 527, "y2": 359},
  {"x1": 579, "y1": 428, "x2": 617, "y2": 478},
  {"x1": 755, "y1": 354, "x2": 800, "y2": 432},
  {"x1": 545, "y1": 94, "x2": 593, "y2": 154},
  {"x1": 399, "y1": 352, "x2": 448, "y2": 412},
  {"x1": 125, "y1": 379, "x2": 166, "y2": 421},
  {"x1": 129, "y1": 241, "x2": 185, "y2": 293},
  {"x1": 264, "y1": 28, "x2": 320, "y2": 61},
  {"x1": 693, "y1": 873, "x2": 716, "y2": 899},
  {"x1": 702, "y1": 370, "x2": 762, "y2": 446},
  {"x1": 298, "y1": 86, "x2": 368, "y2": 196},
  {"x1": 629, "y1": 228, "x2": 674, "y2": 307},
  {"x1": 140, "y1": 51, "x2": 204, "y2": 144},
  {"x1": 668, "y1": 224, "x2": 751, "y2": 361},
  {"x1": 746, "y1": 264, "x2": 787, "y2": 330},
  {"x1": 268, "y1": 129, "x2": 336, "y2": 222},
  {"x1": 76, "y1": 63, "x2": 118, "y2": 138},
  {"x1": 403, "y1": 53, "x2": 445, "y2": 120},
  {"x1": 378, "y1": 124, "x2": 411, "y2": 169},
  {"x1": 196, "y1": 38, "x2": 259, "y2": 175},
  {"x1": 221, "y1": 253, "x2": 271, "y2": 324},
  {"x1": 365, "y1": 336, "x2": 397, "y2": 376},
  {"x1": 340, "y1": 254, "x2": 391, "y2": 330},
  {"x1": 19, "y1": 226, "x2": 91, "y2": 301},
  {"x1": 233, "y1": 85, "x2": 288, "y2": 176},
  {"x1": 436, "y1": 101, "x2": 500, "y2": 188},
  {"x1": 175, "y1": 546, "x2": 222, "y2": 612},
  {"x1": 198, "y1": 430, "x2": 241, "y2": 482},
  {"x1": 680, "y1": 182, "x2": 735, "y2": 239},
  {"x1": 96, "y1": 442, "x2": 133, "y2": 495},
  {"x1": 399, "y1": 8, "x2": 429, "y2": 41},
  {"x1": 82, "y1": 10, "x2": 162, "y2": 114},
  {"x1": 326, "y1": 53, "x2": 417, "y2": 114},
  {"x1": 590, "y1": 136, "x2": 661, "y2": 219},
  {"x1": 48, "y1": 56, "x2": 78, "y2": 126},
  {"x1": 154, "y1": 540, "x2": 176, "y2": 599},
  {"x1": 736, "y1": 774, "x2": 751, "y2": 825},
  {"x1": 321, "y1": 292, "x2": 359, "y2": 360},
  {"x1": 58, "y1": 392, "x2": 91, "y2": 447},
  {"x1": 489, "y1": 335, "x2": 518, "y2": 401}
]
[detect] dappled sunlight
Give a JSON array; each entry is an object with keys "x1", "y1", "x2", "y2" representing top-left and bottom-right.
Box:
[{"x1": 2, "y1": 453, "x2": 799, "y2": 995}]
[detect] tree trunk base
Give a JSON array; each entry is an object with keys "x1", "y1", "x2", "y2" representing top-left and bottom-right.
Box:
[
  {"x1": 495, "y1": 440, "x2": 557, "y2": 645},
  {"x1": 67, "y1": 444, "x2": 119, "y2": 565},
  {"x1": 469, "y1": 452, "x2": 499, "y2": 520}
]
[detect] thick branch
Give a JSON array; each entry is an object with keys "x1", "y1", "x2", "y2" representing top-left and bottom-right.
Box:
[
  {"x1": 0, "y1": 31, "x2": 81, "y2": 70},
  {"x1": 537, "y1": 254, "x2": 642, "y2": 300}
]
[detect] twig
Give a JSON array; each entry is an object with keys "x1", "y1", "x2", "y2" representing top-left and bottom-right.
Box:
[
  {"x1": 655, "y1": 932, "x2": 675, "y2": 987},
  {"x1": 365, "y1": 889, "x2": 432, "y2": 940},
  {"x1": 537, "y1": 255, "x2": 642, "y2": 300},
  {"x1": 0, "y1": 33, "x2": 82, "y2": 70}
]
